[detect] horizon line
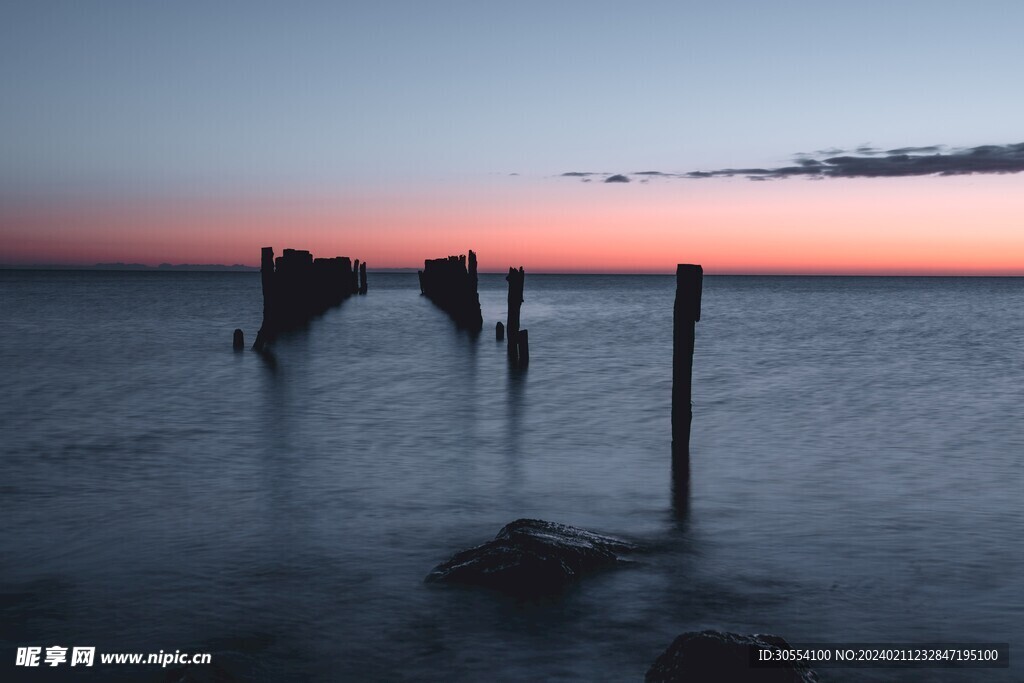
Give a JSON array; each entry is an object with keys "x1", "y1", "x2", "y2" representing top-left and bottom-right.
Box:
[{"x1": 3, "y1": 263, "x2": 1024, "y2": 278}]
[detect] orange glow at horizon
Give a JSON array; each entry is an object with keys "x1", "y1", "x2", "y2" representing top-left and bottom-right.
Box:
[{"x1": 2, "y1": 175, "x2": 1023, "y2": 275}]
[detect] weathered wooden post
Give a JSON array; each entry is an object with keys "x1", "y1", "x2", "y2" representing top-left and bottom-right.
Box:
[
  {"x1": 672, "y1": 264, "x2": 702, "y2": 468},
  {"x1": 468, "y1": 250, "x2": 479, "y2": 292},
  {"x1": 467, "y1": 250, "x2": 483, "y2": 330},
  {"x1": 252, "y1": 247, "x2": 276, "y2": 351},
  {"x1": 517, "y1": 329, "x2": 529, "y2": 367},
  {"x1": 506, "y1": 267, "x2": 525, "y2": 363},
  {"x1": 496, "y1": 321, "x2": 505, "y2": 341},
  {"x1": 233, "y1": 329, "x2": 244, "y2": 350},
  {"x1": 359, "y1": 261, "x2": 367, "y2": 294}
]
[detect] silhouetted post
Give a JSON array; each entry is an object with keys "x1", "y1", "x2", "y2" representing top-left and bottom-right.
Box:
[
  {"x1": 672, "y1": 264, "x2": 702, "y2": 467},
  {"x1": 517, "y1": 329, "x2": 529, "y2": 367},
  {"x1": 359, "y1": 262, "x2": 368, "y2": 294},
  {"x1": 467, "y1": 250, "x2": 483, "y2": 330},
  {"x1": 496, "y1": 321, "x2": 505, "y2": 341},
  {"x1": 252, "y1": 247, "x2": 276, "y2": 351},
  {"x1": 468, "y1": 250, "x2": 479, "y2": 292},
  {"x1": 506, "y1": 267, "x2": 525, "y2": 362},
  {"x1": 233, "y1": 329, "x2": 244, "y2": 350}
]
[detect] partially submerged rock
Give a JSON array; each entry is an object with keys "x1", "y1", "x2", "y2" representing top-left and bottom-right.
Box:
[
  {"x1": 646, "y1": 631, "x2": 818, "y2": 683},
  {"x1": 426, "y1": 519, "x2": 636, "y2": 596}
]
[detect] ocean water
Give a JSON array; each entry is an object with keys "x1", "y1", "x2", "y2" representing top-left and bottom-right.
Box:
[{"x1": 1, "y1": 270, "x2": 1021, "y2": 682}]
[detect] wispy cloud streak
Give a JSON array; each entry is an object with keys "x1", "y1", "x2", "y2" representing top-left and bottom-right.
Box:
[{"x1": 561, "y1": 142, "x2": 1024, "y2": 182}]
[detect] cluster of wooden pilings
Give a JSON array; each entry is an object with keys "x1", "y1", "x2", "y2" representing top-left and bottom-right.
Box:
[
  {"x1": 238, "y1": 249, "x2": 703, "y2": 489},
  {"x1": 251, "y1": 247, "x2": 366, "y2": 351},
  {"x1": 418, "y1": 251, "x2": 484, "y2": 331}
]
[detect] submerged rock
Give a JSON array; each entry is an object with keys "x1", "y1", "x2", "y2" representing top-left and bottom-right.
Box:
[
  {"x1": 646, "y1": 631, "x2": 818, "y2": 683},
  {"x1": 426, "y1": 519, "x2": 636, "y2": 596}
]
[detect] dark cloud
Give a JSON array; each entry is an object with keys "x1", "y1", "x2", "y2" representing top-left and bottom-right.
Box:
[
  {"x1": 558, "y1": 143, "x2": 1024, "y2": 183},
  {"x1": 884, "y1": 145, "x2": 944, "y2": 155},
  {"x1": 685, "y1": 142, "x2": 1024, "y2": 180}
]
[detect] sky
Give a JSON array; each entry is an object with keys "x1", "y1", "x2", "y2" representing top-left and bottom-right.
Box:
[{"x1": 2, "y1": 0, "x2": 1023, "y2": 273}]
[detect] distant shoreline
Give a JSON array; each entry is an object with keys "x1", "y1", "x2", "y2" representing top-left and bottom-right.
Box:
[
  {"x1": 0, "y1": 263, "x2": 260, "y2": 272},
  {"x1": 1, "y1": 265, "x2": 1021, "y2": 277}
]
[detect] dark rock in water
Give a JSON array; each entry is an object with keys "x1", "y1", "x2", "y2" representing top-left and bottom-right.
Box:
[
  {"x1": 646, "y1": 631, "x2": 818, "y2": 683},
  {"x1": 426, "y1": 518, "x2": 636, "y2": 596}
]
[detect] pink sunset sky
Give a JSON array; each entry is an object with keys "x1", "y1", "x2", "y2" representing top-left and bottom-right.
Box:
[{"x1": 3, "y1": 174, "x2": 1023, "y2": 275}]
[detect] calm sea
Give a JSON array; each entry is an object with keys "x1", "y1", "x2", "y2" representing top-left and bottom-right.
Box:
[{"x1": 1, "y1": 271, "x2": 1021, "y2": 682}]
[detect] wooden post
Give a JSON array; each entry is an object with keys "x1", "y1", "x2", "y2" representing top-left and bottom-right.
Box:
[
  {"x1": 468, "y1": 250, "x2": 478, "y2": 292},
  {"x1": 467, "y1": 250, "x2": 483, "y2": 330},
  {"x1": 672, "y1": 264, "x2": 702, "y2": 466},
  {"x1": 233, "y1": 329, "x2": 244, "y2": 350},
  {"x1": 496, "y1": 321, "x2": 504, "y2": 340},
  {"x1": 517, "y1": 329, "x2": 529, "y2": 367},
  {"x1": 359, "y1": 261, "x2": 367, "y2": 294},
  {"x1": 506, "y1": 266, "x2": 524, "y2": 362},
  {"x1": 252, "y1": 247, "x2": 276, "y2": 351}
]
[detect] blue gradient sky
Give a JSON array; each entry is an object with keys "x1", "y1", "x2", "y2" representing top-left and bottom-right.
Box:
[{"x1": 3, "y1": 0, "x2": 1023, "y2": 194}]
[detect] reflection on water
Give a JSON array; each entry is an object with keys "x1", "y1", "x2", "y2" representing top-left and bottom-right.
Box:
[{"x1": 1, "y1": 271, "x2": 1022, "y2": 682}]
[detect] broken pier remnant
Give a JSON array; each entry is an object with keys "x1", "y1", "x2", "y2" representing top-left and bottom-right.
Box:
[
  {"x1": 672, "y1": 264, "x2": 702, "y2": 468},
  {"x1": 505, "y1": 266, "x2": 528, "y2": 367},
  {"x1": 418, "y1": 250, "x2": 483, "y2": 331},
  {"x1": 252, "y1": 247, "x2": 364, "y2": 351}
]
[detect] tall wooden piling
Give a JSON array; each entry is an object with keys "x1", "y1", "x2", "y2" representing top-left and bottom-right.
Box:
[
  {"x1": 359, "y1": 261, "x2": 368, "y2": 294},
  {"x1": 506, "y1": 267, "x2": 525, "y2": 364},
  {"x1": 672, "y1": 264, "x2": 702, "y2": 466},
  {"x1": 253, "y1": 247, "x2": 277, "y2": 351}
]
